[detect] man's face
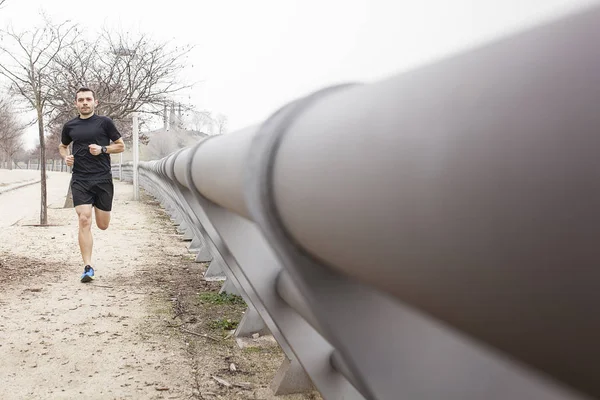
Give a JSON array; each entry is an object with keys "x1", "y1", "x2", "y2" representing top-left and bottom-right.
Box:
[{"x1": 75, "y1": 91, "x2": 98, "y2": 116}]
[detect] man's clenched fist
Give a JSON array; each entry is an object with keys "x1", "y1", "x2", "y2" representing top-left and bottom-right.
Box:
[{"x1": 88, "y1": 144, "x2": 102, "y2": 156}]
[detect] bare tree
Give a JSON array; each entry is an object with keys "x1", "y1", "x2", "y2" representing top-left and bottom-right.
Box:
[
  {"x1": 0, "y1": 97, "x2": 25, "y2": 169},
  {"x1": 0, "y1": 16, "x2": 78, "y2": 224},
  {"x1": 12, "y1": 147, "x2": 30, "y2": 167},
  {"x1": 214, "y1": 114, "x2": 229, "y2": 135},
  {"x1": 46, "y1": 26, "x2": 194, "y2": 145},
  {"x1": 187, "y1": 109, "x2": 213, "y2": 134},
  {"x1": 44, "y1": 126, "x2": 62, "y2": 161}
]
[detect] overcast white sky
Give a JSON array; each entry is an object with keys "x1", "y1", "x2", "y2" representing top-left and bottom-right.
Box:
[{"x1": 0, "y1": 0, "x2": 597, "y2": 147}]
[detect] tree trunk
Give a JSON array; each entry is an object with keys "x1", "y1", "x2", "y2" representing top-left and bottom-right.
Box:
[
  {"x1": 64, "y1": 183, "x2": 74, "y2": 208},
  {"x1": 37, "y1": 107, "x2": 48, "y2": 225}
]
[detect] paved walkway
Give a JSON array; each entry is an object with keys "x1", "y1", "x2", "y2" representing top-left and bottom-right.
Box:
[{"x1": 0, "y1": 170, "x2": 72, "y2": 227}]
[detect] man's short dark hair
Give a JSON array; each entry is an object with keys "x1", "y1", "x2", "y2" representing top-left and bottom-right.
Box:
[{"x1": 75, "y1": 87, "x2": 96, "y2": 100}]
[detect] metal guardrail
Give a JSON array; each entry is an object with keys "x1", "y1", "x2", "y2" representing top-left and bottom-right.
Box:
[{"x1": 113, "y1": 5, "x2": 600, "y2": 399}]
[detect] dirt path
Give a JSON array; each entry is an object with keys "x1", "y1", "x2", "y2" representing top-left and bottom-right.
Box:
[
  {"x1": 0, "y1": 174, "x2": 319, "y2": 400},
  {"x1": 0, "y1": 179, "x2": 197, "y2": 399}
]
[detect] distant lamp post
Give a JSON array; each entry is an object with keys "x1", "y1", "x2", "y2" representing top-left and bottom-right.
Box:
[
  {"x1": 115, "y1": 46, "x2": 141, "y2": 201},
  {"x1": 132, "y1": 111, "x2": 139, "y2": 201}
]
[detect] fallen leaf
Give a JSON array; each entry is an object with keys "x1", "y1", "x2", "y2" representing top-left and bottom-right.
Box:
[
  {"x1": 212, "y1": 376, "x2": 231, "y2": 387},
  {"x1": 233, "y1": 382, "x2": 253, "y2": 390}
]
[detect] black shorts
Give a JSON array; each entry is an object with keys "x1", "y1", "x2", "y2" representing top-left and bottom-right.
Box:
[{"x1": 71, "y1": 179, "x2": 114, "y2": 211}]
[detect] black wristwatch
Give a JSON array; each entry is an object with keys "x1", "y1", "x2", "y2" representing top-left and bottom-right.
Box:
[{"x1": 101, "y1": 146, "x2": 107, "y2": 154}]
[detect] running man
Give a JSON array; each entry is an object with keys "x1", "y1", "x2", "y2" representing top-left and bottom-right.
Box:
[{"x1": 58, "y1": 87, "x2": 125, "y2": 282}]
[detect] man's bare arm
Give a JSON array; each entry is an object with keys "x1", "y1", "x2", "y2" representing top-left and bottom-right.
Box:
[
  {"x1": 107, "y1": 138, "x2": 125, "y2": 154},
  {"x1": 58, "y1": 143, "x2": 69, "y2": 160},
  {"x1": 89, "y1": 138, "x2": 126, "y2": 156},
  {"x1": 59, "y1": 143, "x2": 74, "y2": 166}
]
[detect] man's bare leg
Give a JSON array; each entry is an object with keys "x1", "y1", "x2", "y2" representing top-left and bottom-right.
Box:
[
  {"x1": 75, "y1": 205, "x2": 93, "y2": 266},
  {"x1": 94, "y1": 207, "x2": 111, "y2": 230}
]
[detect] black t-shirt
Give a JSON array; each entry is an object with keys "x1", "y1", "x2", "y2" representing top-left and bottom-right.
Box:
[{"x1": 61, "y1": 115, "x2": 122, "y2": 180}]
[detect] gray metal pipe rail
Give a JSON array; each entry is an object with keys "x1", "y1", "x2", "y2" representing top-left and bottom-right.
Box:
[{"x1": 114, "y1": 4, "x2": 600, "y2": 399}]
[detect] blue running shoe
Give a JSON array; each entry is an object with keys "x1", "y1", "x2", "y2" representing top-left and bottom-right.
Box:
[{"x1": 80, "y1": 265, "x2": 94, "y2": 283}]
